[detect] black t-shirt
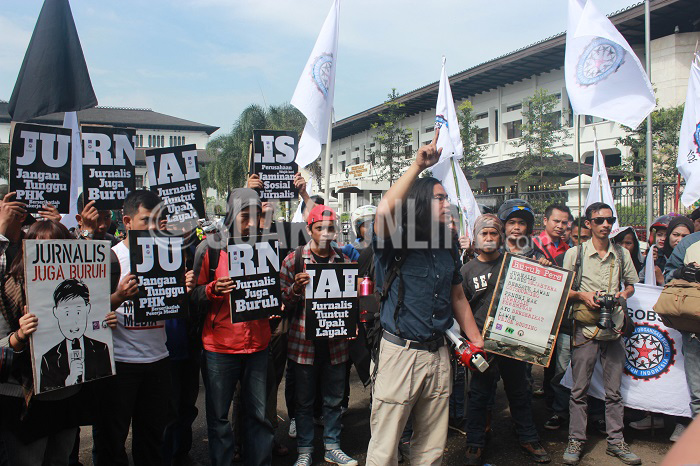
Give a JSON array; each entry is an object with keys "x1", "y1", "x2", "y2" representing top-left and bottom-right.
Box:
[
  {"x1": 460, "y1": 254, "x2": 504, "y2": 331},
  {"x1": 358, "y1": 246, "x2": 374, "y2": 279}
]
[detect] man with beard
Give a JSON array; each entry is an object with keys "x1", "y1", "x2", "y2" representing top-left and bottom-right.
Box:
[{"x1": 461, "y1": 214, "x2": 550, "y2": 465}]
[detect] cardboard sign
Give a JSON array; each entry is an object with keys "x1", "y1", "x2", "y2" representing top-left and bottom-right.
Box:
[
  {"x1": 81, "y1": 125, "x2": 136, "y2": 209},
  {"x1": 25, "y1": 240, "x2": 115, "y2": 394},
  {"x1": 304, "y1": 263, "x2": 359, "y2": 340},
  {"x1": 228, "y1": 234, "x2": 281, "y2": 323},
  {"x1": 145, "y1": 144, "x2": 205, "y2": 224},
  {"x1": 9, "y1": 122, "x2": 72, "y2": 213},
  {"x1": 129, "y1": 231, "x2": 188, "y2": 323},
  {"x1": 251, "y1": 130, "x2": 299, "y2": 200},
  {"x1": 482, "y1": 253, "x2": 574, "y2": 366}
]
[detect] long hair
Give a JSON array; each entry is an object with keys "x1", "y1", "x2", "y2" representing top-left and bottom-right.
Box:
[
  {"x1": 400, "y1": 177, "x2": 450, "y2": 247},
  {"x1": 8, "y1": 220, "x2": 73, "y2": 280}
]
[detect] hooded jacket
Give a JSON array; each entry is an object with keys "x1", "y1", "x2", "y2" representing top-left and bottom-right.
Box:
[{"x1": 196, "y1": 188, "x2": 270, "y2": 354}]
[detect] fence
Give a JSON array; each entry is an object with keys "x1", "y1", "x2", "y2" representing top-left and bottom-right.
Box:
[{"x1": 475, "y1": 181, "x2": 695, "y2": 241}]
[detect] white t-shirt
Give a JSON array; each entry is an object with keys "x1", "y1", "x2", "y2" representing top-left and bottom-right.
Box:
[{"x1": 112, "y1": 241, "x2": 169, "y2": 363}]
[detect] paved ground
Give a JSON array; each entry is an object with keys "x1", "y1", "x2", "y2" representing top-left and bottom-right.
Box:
[{"x1": 78, "y1": 366, "x2": 674, "y2": 465}]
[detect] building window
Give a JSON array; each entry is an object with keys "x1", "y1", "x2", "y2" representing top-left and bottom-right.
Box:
[
  {"x1": 545, "y1": 111, "x2": 562, "y2": 130},
  {"x1": 475, "y1": 112, "x2": 488, "y2": 120},
  {"x1": 370, "y1": 192, "x2": 381, "y2": 206},
  {"x1": 329, "y1": 164, "x2": 333, "y2": 174},
  {"x1": 506, "y1": 120, "x2": 522, "y2": 139},
  {"x1": 553, "y1": 93, "x2": 562, "y2": 100},
  {"x1": 161, "y1": 135, "x2": 164, "y2": 147},
  {"x1": 494, "y1": 110, "x2": 499, "y2": 142},
  {"x1": 139, "y1": 135, "x2": 143, "y2": 147},
  {"x1": 181, "y1": 136, "x2": 185, "y2": 145},
  {"x1": 341, "y1": 161, "x2": 346, "y2": 171},
  {"x1": 354, "y1": 147, "x2": 359, "y2": 152},
  {"x1": 476, "y1": 127, "x2": 489, "y2": 145},
  {"x1": 148, "y1": 135, "x2": 152, "y2": 147},
  {"x1": 423, "y1": 140, "x2": 431, "y2": 146},
  {"x1": 506, "y1": 103, "x2": 522, "y2": 112},
  {"x1": 341, "y1": 150, "x2": 346, "y2": 155},
  {"x1": 404, "y1": 145, "x2": 413, "y2": 156},
  {"x1": 584, "y1": 115, "x2": 606, "y2": 125},
  {"x1": 169, "y1": 136, "x2": 173, "y2": 146},
  {"x1": 369, "y1": 143, "x2": 375, "y2": 148},
  {"x1": 424, "y1": 127, "x2": 434, "y2": 133}
]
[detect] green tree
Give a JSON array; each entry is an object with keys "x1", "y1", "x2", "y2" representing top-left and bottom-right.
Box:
[
  {"x1": 369, "y1": 89, "x2": 413, "y2": 185},
  {"x1": 203, "y1": 103, "x2": 307, "y2": 195},
  {"x1": 0, "y1": 144, "x2": 8, "y2": 181},
  {"x1": 457, "y1": 100, "x2": 484, "y2": 173},
  {"x1": 511, "y1": 89, "x2": 570, "y2": 186},
  {"x1": 616, "y1": 104, "x2": 684, "y2": 183}
]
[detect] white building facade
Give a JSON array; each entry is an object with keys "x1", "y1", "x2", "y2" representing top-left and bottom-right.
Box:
[{"x1": 323, "y1": 0, "x2": 700, "y2": 216}]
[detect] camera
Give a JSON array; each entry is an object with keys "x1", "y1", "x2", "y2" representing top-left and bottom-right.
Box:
[
  {"x1": 594, "y1": 292, "x2": 616, "y2": 330},
  {"x1": 680, "y1": 264, "x2": 700, "y2": 283}
]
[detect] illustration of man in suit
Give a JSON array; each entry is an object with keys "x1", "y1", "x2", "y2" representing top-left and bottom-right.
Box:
[{"x1": 40, "y1": 279, "x2": 113, "y2": 392}]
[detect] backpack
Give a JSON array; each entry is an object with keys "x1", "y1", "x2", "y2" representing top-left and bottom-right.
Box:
[{"x1": 654, "y1": 279, "x2": 700, "y2": 333}]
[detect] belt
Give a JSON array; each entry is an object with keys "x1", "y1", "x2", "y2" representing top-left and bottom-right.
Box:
[{"x1": 382, "y1": 331, "x2": 445, "y2": 352}]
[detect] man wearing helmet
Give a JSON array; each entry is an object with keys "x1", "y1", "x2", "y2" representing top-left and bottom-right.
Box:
[
  {"x1": 497, "y1": 199, "x2": 547, "y2": 263},
  {"x1": 351, "y1": 205, "x2": 377, "y2": 251}
]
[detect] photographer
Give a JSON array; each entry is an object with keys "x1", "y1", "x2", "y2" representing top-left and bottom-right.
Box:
[
  {"x1": 664, "y1": 231, "x2": 700, "y2": 421},
  {"x1": 561, "y1": 202, "x2": 641, "y2": 466}
]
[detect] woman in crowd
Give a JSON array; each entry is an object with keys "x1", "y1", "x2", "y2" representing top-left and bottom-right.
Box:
[
  {"x1": 0, "y1": 221, "x2": 116, "y2": 465},
  {"x1": 611, "y1": 227, "x2": 644, "y2": 274}
]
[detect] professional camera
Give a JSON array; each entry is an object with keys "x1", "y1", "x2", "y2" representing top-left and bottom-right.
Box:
[
  {"x1": 680, "y1": 264, "x2": 700, "y2": 283},
  {"x1": 594, "y1": 292, "x2": 616, "y2": 330}
]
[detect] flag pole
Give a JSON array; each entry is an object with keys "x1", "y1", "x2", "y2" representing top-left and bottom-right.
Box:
[
  {"x1": 323, "y1": 109, "x2": 333, "y2": 205},
  {"x1": 645, "y1": 0, "x2": 653, "y2": 231},
  {"x1": 575, "y1": 114, "x2": 582, "y2": 219},
  {"x1": 593, "y1": 125, "x2": 603, "y2": 201},
  {"x1": 450, "y1": 158, "x2": 466, "y2": 237}
]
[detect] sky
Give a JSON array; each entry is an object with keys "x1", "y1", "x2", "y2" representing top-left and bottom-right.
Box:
[{"x1": 0, "y1": 0, "x2": 639, "y2": 137}]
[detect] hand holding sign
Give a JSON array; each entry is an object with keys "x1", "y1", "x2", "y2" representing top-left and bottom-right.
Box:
[
  {"x1": 115, "y1": 274, "x2": 139, "y2": 304},
  {"x1": 293, "y1": 272, "x2": 310, "y2": 295},
  {"x1": 0, "y1": 192, "x2": 26, "y2": 238},
  {"x1": 38, "y1": 203, "x2": 60, "y2": 222},
  {"x1": 18, "y1": 309, "x2": 38, "y2": 341},
  {"x1": 213, "y1": 277, "x2": 235, "y2": 296}
]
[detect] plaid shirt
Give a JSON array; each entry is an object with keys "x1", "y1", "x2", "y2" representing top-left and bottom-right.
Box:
[
  {"x1": 280, "y1": 243, "x2": 351, "y2": 366},
  {"x1": 0, "y1": 234, "x2": 9, "y2": 276}
]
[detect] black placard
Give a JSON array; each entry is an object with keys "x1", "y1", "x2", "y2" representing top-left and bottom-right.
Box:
[
  {"x1": 251, "y1": 130, "x2": 299, "y2": 200},
  {"x1": 304, "y1": 263, "x2": 358, "y2": 340},
  {"x1": 9, "y1": 122, "x2": 72, "y2": 213},
  {"x1": 145, "y1": 144, "x2": 205, "y2": 224},
  {"x1": 81, "y1": 125, "x2": 136, "y2": 210},
  {"x1": 129, "y1": 231, "x2": 188, "y2": 323},
  {"x1": 228, "y1": 234, "x2": 282, "y2": 323}
]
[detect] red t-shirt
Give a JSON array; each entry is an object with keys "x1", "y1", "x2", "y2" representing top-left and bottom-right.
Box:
[{"x1": 533, "y1": 230, "x2": 569, "y2": 262}]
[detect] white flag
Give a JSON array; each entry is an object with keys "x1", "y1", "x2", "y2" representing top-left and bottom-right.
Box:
[
  {"x1": 565, "y1": 0, "x2": 655, "y2": 128},
  {"x1": 677, "y1": 53, "x2": 700, "y2": 208},
  {"x1": 290, "y1": 0, "x2": 339, "y2": 168},
  {"x1": 61, "y1": 111, "x2": 82, "y2": 229},
  {"x1": 431, "y1": 57, "x2": 480, "y2": 236},
  {"x1": 584, "y1": 136, "x2": 619, "y2": 230}
]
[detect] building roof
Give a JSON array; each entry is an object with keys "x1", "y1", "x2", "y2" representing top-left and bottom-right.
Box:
[
  {"x1": 332, "y1": 0, "x2": 700, "y2": 141},
  {"x1": 0, "y1": 102, "x2": 219, "y2": 135},
  {"x1": 466, "y1": 156, "x2": 631, "y2": 180}
]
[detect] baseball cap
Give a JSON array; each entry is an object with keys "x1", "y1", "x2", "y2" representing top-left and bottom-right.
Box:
[{"x1": 307, "y1": 205, "x2": 338, "y2": 226}]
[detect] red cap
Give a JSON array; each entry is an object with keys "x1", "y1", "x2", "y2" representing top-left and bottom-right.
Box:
[{"x1": 307, "y1": 205, "x2": 338, "y2": 226}]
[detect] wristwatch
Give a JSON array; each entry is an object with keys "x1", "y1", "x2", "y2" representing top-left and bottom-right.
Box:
[{"x1": 80, "y1": 230, "x2": 94, "y2": 239}]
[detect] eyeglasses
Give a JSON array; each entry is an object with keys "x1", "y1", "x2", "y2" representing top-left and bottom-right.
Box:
[
  {"x1": 591, "y1": 216, "x2": 616, "y2": 225},
  {"x1": 432, "y1": 194, "x2": 451, "y2": 203}
]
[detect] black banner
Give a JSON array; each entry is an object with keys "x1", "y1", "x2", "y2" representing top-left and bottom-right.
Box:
[
  {"x1": 251, "y1": 130, "x2": 298, "y2": 200},
  {"x1": 81, "y1": 125, "x2": 136, "y2": 210},
  {"x1": 129, "y1": 231, "x2": 188, "y2": 323},
  {"x1": 228, "y1": 234, "x2": 281, "y2": 323},
  {"x1": 145, "y1": 144, "x2": 205, "y2": 225},
  {"x1": 304, "y1": 263, "x2": 358, "y2": 340},
  {"x1": 9, "y1": 122, "x2": 72, "y2": 213}
]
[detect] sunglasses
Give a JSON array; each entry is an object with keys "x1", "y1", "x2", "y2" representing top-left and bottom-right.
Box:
[
  {"x1": 591, "y1": 216, "x2": 616, "y2": 225},
  {"x1": 432, "y1": 194, "x2": 451, "y2": 203}
]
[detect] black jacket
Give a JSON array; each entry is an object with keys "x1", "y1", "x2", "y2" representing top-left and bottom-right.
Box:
[{"x1": 39, "y1": 336, "x2": 112, "y2": 392}]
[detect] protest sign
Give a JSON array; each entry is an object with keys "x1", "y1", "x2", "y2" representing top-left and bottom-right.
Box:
[
  {"x1": 482, "y1": 253, "x2": 574, "y2": 366},
  {"x1": 251, "y1": 130, "x2": 299, "y2": 200},
  {"x1": 9, "y1": 122, "x2": 72, "y2": 213},
  {"x1": 129, "y1": 231, "x2": 188, "y2": 323},
  {"x1": 227, "y1": 234, "x2": 281, "y2": 323},
  {"x1": 562, "y1": 284, "x2": 692, "y2": 417},
  {"x1": 304, "y1": 263, "x2": 358, "y2": 340},
  {"x1": 81, "y1": 125, "x2": 136, "y2": 209},
  {"x1": 145, "y1": 144, "x2": 205, "y2": 225},
  {"x1": 25, "y1": 239, "x2": 115, "y2": 394}
]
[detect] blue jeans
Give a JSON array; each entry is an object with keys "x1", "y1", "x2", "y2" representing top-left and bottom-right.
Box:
[
  {"x1": 201, "y1": 349, "x2": 273, "y2": 466},
  {"x1": 294, "y1": 358, "x2": 346, "y2": 454},
  {"x1": 682, "y1": 331, "x2": 700, "y2": 417},
  {"x1": 449, "y1": 361, "x2": 467, "y2": 421},
  {"x1": 467, "y1": 356, "x2": 539, "y2": 447}
]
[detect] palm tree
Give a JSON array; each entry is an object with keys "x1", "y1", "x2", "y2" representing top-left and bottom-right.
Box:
[{"x1": 203, "y1": 103, "x2": 309, "y2": 196}]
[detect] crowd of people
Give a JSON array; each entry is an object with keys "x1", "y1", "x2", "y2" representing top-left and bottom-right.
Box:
[{"x1": 0, "y1": 134, "x2": 698, "y2": 466}]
